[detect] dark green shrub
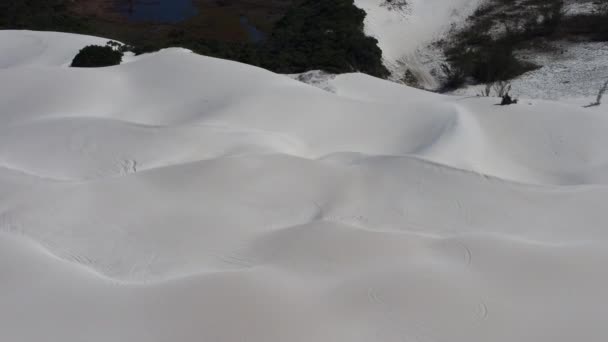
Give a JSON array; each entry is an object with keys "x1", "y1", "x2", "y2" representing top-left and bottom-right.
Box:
[
  {"x1": 439, "y1": 63, "x2": 467, "y2": 91},
  {"x1": 469, "y1": 41, "x2": 537, "y2": 83},
  {"x1": 262, "y1": 0, "x2": 389, "y2": 77},
  {"x1": 441, "y1": 0, "x2": 558, "y2": 88},
  {"x1": 446, "y1": 42, "x2": 538, "y2": 85},
  {"x1": 561, "y1": 13, "x2": 608, "y2": 41},
  {"x1": 0, "y1": 0, "x2": 89, "y2": 32},
  {"x1": 2, "y1": 0, "x2": 389, "y2": 78},
  {"x1": 71, "y1": 44, "x2": 123, "y2": 68}
]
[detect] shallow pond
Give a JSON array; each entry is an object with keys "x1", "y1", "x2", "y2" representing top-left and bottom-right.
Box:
[
  {"x1": 117, "y1": 0, "x2": 198, "y2": 23},
  {"x1": 239, "y1": 16, "x2": 267, "y2": 44}
]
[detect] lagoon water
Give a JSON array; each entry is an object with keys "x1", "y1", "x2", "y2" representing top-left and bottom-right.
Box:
[
  {"x1": 118, "y1": 0, "x2": 198, "y2": 23},
  {"x1": 117, "y1": 1, "x2": 267, "y2": 43},
  {"x1": 240, "y1": 16, "x2": 267, "y2": 43}
]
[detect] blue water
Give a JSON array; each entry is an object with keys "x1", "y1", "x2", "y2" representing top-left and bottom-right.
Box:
[
  {"x1": 239, "y1": 16, "x2": 267, "y2": 44},
  {"x1": 118, "y1": 0, "x2": 198, "y2": 23}
]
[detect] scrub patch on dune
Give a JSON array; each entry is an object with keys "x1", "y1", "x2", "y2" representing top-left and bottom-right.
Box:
[{"x1": 440, "y1": 0, "x2": 608, "y2": 89}]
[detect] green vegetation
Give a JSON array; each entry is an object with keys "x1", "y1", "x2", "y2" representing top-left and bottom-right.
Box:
[
  {"x1": 262, "y1": 0, "x2": 388, "y2": 77},
  {"x1": 71, "y1": 43, "x2": 124, "y2": 68},
  {"x1": 132, "y1": 0, "x2": 388, "y2": 77},
  {"x1": 0, "y1": 0, "x2": 89, "y2": 33},
  {"x1": 444, "y1": 38, "x2": 538, "y2": 88},
  {"x1": 561, "y1": 6, "x2": 608, "y2": 42},
  {"x1": 1, "y1": 0, "x2": 388, "y2": 78},
  {"x1": 440, "y1": 0, "x2": 608, "y2": 90}
]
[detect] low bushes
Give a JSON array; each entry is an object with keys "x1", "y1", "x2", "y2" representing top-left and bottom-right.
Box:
[
  {"x1": 149, "y1": 0, "x2": 389, "y2": 77},
  {"x1": 71, "y1": 43, "x2": 124, "y2": 68},
  {"x1": 262, "y1": 0, "x2": 389, "y2": 77},
  {"x1": 440, "y1": 0, "x2": 564, "y2": 89},
  {"x1": 560, "y1": 13, "x2": 608, "y2": 42},
  {"x1": 3, "y1": 0, "x2": 389, "y2": 78},
  {"x1": 0, "y1": 0, "x2": 89, "y2": 33},
  {"x1": 441, "y1": 0, "x2": 607, "y2": 90}
]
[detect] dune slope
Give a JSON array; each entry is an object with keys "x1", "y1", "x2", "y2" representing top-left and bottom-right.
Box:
[{"x1": 1, "y1": 30, "x2": 608, "y2": 342}]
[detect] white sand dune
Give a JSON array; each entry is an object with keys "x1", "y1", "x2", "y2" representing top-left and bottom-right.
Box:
[
  {"x1": 354, "y1": 0, "x2": 483, "y2": 63},
  {"x1": 354, "y1": 0, "x2": 484, "y2": 85},
  {"x1": 1, "y1": 30, "x2": 608, "y2": 342}
]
